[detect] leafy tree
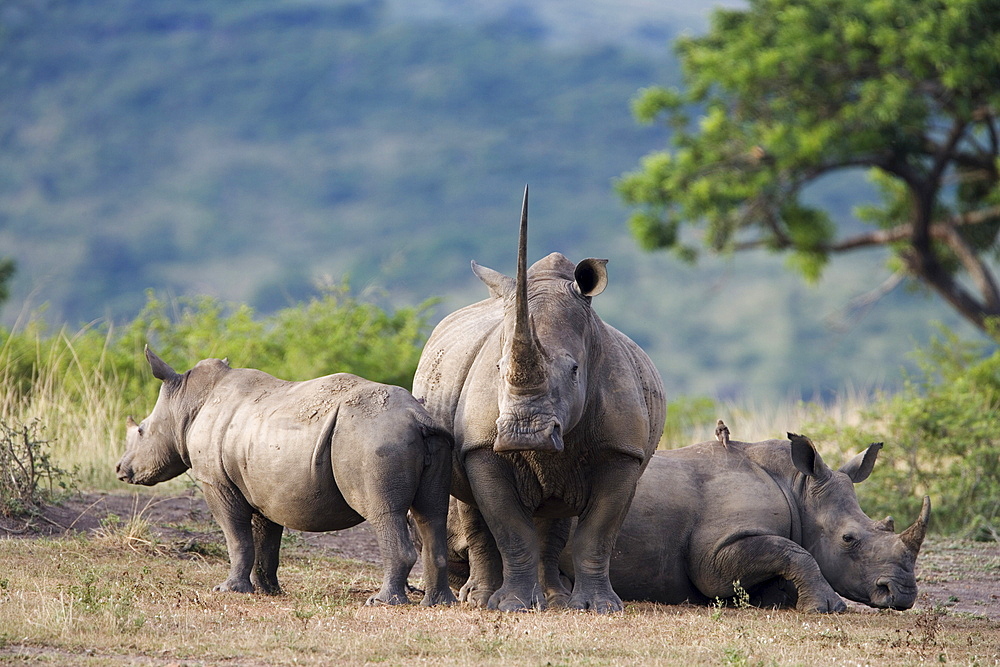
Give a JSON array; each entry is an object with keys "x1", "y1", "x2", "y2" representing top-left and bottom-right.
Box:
[{"x1": 618, "y1": 0, "x2": 1000, "y2": 334}]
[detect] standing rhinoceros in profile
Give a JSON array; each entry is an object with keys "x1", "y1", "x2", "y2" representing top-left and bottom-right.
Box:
[
  {"x1": 411, "y1": 187, "x2": 666, "y2": 613},
  {"x1": 560, "y1": 433, "x2": 931, "y2": 612},
  {"x1": 116, "y1": 347, "x2": 457, "y2": 607}
]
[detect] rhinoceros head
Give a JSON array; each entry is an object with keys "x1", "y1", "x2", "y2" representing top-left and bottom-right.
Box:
[
  {"x1": 116, "y1": 347, "x2": 227, "y2": 485},
  {"x1": 789, "y1": 433, "x2": 930, "y2": 610},
  {"x1": 473, "y1": 186, "x2": 608, "y2": 453}
]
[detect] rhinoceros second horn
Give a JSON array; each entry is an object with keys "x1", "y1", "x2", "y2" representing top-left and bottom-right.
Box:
[{"x1": 900, "y1": 495, "x2": 931, "y2": 554}]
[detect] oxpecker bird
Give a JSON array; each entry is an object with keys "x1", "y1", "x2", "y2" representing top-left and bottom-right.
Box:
[{"x1": 715, "y1": 419, "x2": 730, "y2": 448}]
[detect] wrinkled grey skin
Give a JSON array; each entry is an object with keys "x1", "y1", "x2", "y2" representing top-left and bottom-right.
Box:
[
  {"x1": 411, "y1": 187, "x2": 666, "y2": 613},
  {"x1": 116, "y1": 348, "x2": 457, "y2": 607},
  {"x1": 559, "y1": 434, "x2": 931, "y2": 613}
]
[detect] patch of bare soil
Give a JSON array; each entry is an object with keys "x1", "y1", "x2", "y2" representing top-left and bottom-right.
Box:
[
  {"x1": 2, "y1": 491, "x2": 998, "y2": 620},
  {"x1": 0, "y1": 490, "x2": 385, "y2": 568}
]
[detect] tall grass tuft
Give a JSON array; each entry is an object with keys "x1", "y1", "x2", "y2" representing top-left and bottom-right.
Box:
[{"x1": 1, "y1": 326, "x2": 128, "y2": 490}]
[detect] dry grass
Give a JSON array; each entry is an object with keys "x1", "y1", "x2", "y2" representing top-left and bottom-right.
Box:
[
  {"x1": 0, "y1": 536, "x2": 997, "y2": 666},
  {"x1": 0, "y1": 329, "x2": 189, "y2": 494},
  {"x1": 0, "y1": 329, "x2": 122, "y2": 487}
]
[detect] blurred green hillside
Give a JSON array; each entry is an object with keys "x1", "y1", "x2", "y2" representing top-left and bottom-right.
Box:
[{"x1": 0, "y1": 0, "x2": 977, "y2": 401}]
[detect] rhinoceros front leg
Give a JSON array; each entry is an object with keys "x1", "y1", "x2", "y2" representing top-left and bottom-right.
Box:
[
  {"x1": 703, "y1": 535, "x2": 847, "y2": 613},
  {"x1": 568, "y1": 454, "x2": 643, "y2": 613},
  {"x1": 250, "y1": 513, "x2": 284, "y2": 595},
  {"x1": 456, "y1": 499, "x2": 503, "y2": 607},
  {"x1": 465, "y1": 452, "x2": 544, "y2": 612},
  {"x1": 202, "y1": 483, "x2": 257, "y2": 594}
]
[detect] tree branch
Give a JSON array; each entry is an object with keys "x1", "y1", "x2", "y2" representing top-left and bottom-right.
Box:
[
  {"x1": 898, "y1": 247, "x2": 996, "y2": 329},
  {"x1": 939, "y1": 224, "x2": 1000, "y2": 311},
  {"x1": 733, "y1": 205, "x2": 1000, "y2": 253}
]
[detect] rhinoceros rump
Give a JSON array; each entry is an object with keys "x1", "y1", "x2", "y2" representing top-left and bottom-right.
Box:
[
  {"x1": 561, "y1": 433, "x2": 931, "y2": 613},
  {"x1": 116, "y1": 348, "x2": 457, "y2": 606},
  {"x1": 412, "y1": 187, "x2": 666, "y2": 612}
]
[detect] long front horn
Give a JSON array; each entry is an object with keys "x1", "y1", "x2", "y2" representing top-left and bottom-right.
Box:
[
  {"x1": 900, "y1": 495, "x2": 931, "y2": 554},
  {"x1": 507, "y1": 185, "x2": 545, "y2": 388}
]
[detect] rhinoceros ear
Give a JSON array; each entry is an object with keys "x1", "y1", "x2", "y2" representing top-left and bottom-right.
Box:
[
  {"x1": 472, "y1": 261, "x2": 515, "y2": 299},
  {"x1": 839, "y1": 442, "x2": 882, "y2": 484},
  {"x1": 788, "y1": 432, "x2": 828, "y2": 479},
  {"x1": 574, "y1": 258, "x2": 608, "y2": 297},
  {"x1": 145, "y1": 345, "x2": 179, "y2": 382}
]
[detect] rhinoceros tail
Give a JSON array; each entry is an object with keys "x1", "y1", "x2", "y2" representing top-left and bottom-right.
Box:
[{"x1": 412, "y1": 409, "x2": 454, "y2": 463}]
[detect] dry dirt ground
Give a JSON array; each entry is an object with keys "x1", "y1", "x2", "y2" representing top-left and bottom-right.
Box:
[{"x1": 2, "y1": 490, "x2": 999, "y2": 620}]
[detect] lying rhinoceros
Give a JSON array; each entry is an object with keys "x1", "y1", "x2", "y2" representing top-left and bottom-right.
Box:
[
  {"x1": 116, "y1": 347, "x2": 457, "y2": 606},
  {"x1": 560, "y1": 433, "x2": 930, "y2": 612}
]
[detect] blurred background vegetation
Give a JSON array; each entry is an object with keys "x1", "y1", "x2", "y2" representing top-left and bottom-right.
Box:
[
  {"x1": 0, "y1": 0, "x2": 997, "y2": 534},
  {"x1": 0, "y1": 0, "x2": 982, "y2": 401}
]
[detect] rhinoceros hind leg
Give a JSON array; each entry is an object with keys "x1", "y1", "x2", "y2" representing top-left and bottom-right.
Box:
[
  {"x1": 408, "y1": 508, "x2": 458, "y2": 607},
  {"x1": 456, "y1": 500, "x2": 502, "y2": 607},
  {"x1": 406, "y1": 435, "x2": 458, "y2": 607},
  {"x1": 536, "y1": 517, "x2": 571, "y2": 608},
  {"x1": 366, "y1": 509, "x2": 418, "y2": 605},
  {"x1": 250, "y1": 513, "x2": 284, "y2": 595}
]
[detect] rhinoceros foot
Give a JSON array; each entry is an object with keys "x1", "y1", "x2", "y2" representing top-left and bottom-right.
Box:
[
  {"x1": 487, "y1": 584, "x2": 545, "y2": 612},
  {"x1": 544, "y1": 588, "x2": 570, "y2": 609},
  {"x1": 213, "y1": 578, "x2": 255, "y2": 594},
  {"x1": 365, "y1": 590, "x2": 411, "y2": 606},
  {"x1": 795, "y1": 588, "x2": 847, "y2": 613},
  {"x1": 568, "y1": 587, "x2": 624, "y2": 614},
  {"x1": 420, "y1": 587, "x2": 458, "y2": 607},
  {"x1": 459, "y1": 579, "x2": 495, "y2": 607},
  {"x1": 250, "y1": 577, "x2": 282, "y2": 596}
]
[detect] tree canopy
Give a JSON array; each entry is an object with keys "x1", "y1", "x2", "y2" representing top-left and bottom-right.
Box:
[{"x1": 618, "y1": 0, "x2": 1000, "y2": 334}]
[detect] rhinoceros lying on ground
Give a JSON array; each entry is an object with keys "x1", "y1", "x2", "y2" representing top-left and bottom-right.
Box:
[
  {"x1": 116, "y1": 348, "x2": 457, "y2": 606},
  {"x1": 561, "y1": 433, "x2": 931, "y2": 612}
]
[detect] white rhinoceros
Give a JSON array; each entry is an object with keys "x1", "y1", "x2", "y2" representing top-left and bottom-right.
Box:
[
  {"x1": 561, "y1": 433, "x2": 931, "y2": 612},
  {"x1": 412, "y1": 187, "x2": 666, "y2": 613},
  {"x1": 116, "y1": 347, "x2": 456, "y2": 606}
]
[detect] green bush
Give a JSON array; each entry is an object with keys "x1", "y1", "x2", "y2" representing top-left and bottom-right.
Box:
[
  {"x1": 0, "y1": 284, "x2": 433, "y2": 490},
  {"x1": 119, "y1": 284, "x2": 433, "y2": 389},
  {"x1": 804, "y1": 328, "x2": 1000, "y2": 537}
]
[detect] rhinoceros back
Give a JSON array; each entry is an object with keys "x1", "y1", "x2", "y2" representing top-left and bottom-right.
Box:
[{"x1": 188, "y1": 369, "x2": 432, "y2": 532}]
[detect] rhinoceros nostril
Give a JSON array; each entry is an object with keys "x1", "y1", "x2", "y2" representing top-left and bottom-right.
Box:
[{"x1": 873, "y1": 577, "x2": 897, "y2": 605}]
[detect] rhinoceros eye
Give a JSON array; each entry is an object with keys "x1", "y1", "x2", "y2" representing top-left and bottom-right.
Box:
[
  {"x1": 842, "y1": 533, "x2": 856, "y2": 544},
  {"x1": 137, "y1": 424, "x2": 145, "y2": 437}
]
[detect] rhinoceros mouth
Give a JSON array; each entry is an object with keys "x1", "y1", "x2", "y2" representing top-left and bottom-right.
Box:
[
  {"x1": 494, "y1": 417, "x2": 564, "y2": 453},
  {"x1": 858, "y1": 576, "x2": 917, "y2": 610}
]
